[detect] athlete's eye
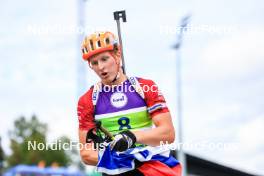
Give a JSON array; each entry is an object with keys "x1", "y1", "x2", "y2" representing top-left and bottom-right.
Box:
[
  {"x1": 101, "y1": 56, "x2": 109, "y2": 62},
  {"x1": 90, "y1": 60, "x2": 98, "y2": 66}
]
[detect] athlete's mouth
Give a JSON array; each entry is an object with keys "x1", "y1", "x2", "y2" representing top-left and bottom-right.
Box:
[{"x1": 101, "y1": 72, "x2": 108, "y2": 78}]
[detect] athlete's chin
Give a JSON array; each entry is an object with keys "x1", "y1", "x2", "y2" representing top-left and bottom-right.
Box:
[{"x1": 101, "y1": 76, "x2": 113, "y2": 85}]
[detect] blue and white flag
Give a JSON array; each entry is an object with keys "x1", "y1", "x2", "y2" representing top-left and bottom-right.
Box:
[{"x1": 96, "y1": 144, "x2": 181, "y2": 175}]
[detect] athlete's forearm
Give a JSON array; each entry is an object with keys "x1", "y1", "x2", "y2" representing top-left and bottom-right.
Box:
[
  {"x1": 133, "y1": 125, "x2": 175, "y2": 146},
  {"x1": 80, "y1": 149, "x2": 98, "y2": 166},
  {"x1": 79, "y1": 130, "x2": 99, "y2": 166},
  {"x1": 133, "y1": 112, "x2": 175, "y2": 146}
]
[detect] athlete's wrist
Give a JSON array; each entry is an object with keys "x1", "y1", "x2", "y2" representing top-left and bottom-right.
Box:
[
  {"x1": 131, "y1": 130, "x2": 143, "y2": 144},
  {"x1": 110, "y1": 130, "x2": 137, "y2": 152}
]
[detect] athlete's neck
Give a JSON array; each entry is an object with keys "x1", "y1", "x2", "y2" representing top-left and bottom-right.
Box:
[
  {"x1": 113, "y1": 73, "x2": 127, "y2": 85},
  {"x1": 102, "y1": 72, "x2": 127, "y2": 86}
]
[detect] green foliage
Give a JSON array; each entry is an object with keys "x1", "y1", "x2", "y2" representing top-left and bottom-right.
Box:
[
  {"x1": 0, "y1": 137, "x2": 4, "y2": 173},
  {"x1": 7, "y1": 115, "x2": 72, "y2": 167}
]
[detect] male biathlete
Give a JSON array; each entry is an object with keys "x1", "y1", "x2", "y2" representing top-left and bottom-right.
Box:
[{"x1": 77, "y1": 31, "x2": 181, "y2": 176}]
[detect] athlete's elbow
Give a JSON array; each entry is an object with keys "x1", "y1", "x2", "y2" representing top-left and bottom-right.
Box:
[
  {"x1": 80, "y1": 153, "x2": 93, "y2": 165},
  {"x1": 166, "y1": 128, "x2": 175, "y2": 144},
  {"x1": 80, "y1": 150, "x2": 97, "y2": 166}
]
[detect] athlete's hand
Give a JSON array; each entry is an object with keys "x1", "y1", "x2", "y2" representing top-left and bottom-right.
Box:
[{"x1": 110, "y1": 130, "x2": 137, "y2": 152}]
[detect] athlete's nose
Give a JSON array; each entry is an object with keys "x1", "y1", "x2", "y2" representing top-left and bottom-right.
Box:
[{"x1": 98, "y1": 60, "x2": 105, "y2": 70}]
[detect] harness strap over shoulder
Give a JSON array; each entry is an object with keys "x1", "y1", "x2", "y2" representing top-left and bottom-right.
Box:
[
  {"x1": 128, "y1": 77, "x2": 145, "y2": 100},
  {"x1": 92, "y1": 82, "x2": 102, "y2": 106}
]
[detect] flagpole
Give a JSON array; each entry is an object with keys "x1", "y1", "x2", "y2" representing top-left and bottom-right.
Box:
[{"x1": 173, "y1": 14, "x2": 191, "y2": 176}]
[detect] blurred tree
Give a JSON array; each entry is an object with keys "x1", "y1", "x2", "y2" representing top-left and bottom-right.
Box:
[
  {"x1": 0, "y1": 137, "x2": 4, "y2": 174},
  {"x1": 7, "y1": 115, "x2": 72, "y2": 167}
]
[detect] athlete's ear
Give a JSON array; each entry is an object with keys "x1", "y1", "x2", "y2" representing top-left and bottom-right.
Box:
[
  {"x1": 115, "y1": 50, "x2": 121, "y2": 59},
  {"x1": 114, "y1": 50, "x2": 121, "y2": 65}
]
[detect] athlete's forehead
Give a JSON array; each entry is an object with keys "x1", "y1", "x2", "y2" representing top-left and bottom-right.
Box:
[{"x1": 89, "y1": 51, "x2": 112, "y2": 62}]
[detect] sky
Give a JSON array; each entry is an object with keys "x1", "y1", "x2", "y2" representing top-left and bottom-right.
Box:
[{"x1": 0, "y1": 0, "x2": 264, "y2": 175}]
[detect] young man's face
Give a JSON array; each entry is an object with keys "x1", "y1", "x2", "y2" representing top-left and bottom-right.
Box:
[{"x1": 89, "y1": 51, "x2": 119, "y2": 85}]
